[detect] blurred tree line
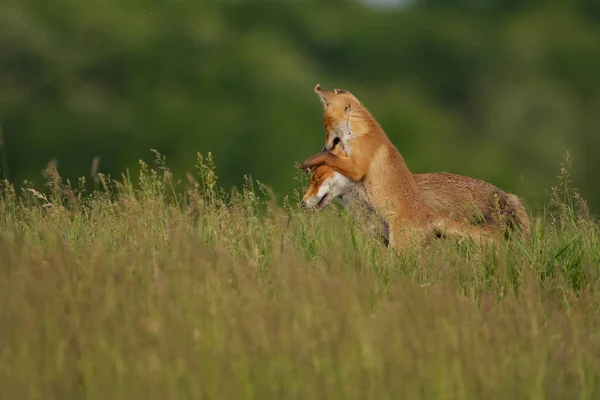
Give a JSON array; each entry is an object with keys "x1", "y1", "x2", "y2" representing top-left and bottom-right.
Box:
[{"x1": 1, "y1": 0, "x2": 599, "y2": 214}]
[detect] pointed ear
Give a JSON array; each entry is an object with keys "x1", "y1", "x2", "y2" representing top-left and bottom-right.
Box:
[{"x1": 314, "y1": 84, "x2": 335, "y2": 108}]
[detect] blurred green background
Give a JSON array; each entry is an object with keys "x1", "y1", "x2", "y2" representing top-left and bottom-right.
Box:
[{"x1": 2, "y1": 0, "x2": 599, "y2": 214}]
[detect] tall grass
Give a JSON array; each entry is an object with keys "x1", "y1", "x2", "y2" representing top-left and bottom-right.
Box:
[{"x1": 0, "y1": 151, "x2": 599, "y2": 399}]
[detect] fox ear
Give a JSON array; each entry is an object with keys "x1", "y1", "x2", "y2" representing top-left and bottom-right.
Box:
[{"x1": 314, "y1": 84, "x2": 335, "y2": 107}]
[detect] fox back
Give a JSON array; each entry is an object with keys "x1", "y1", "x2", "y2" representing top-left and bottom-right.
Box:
[{"x1": 413, "y1": 172, "x2": 530, "y2": 240}]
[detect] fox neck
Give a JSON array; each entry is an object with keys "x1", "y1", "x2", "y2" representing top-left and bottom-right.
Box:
[
  {"x1": 353, "y1": 107, "x2": 386, "y2": 134},
  {"x1": 340, "y1": 183, "x2": 383, "y2": 222},
  {"x1": 350, "y1": 108, "x2": 438, "y2": 225},
  {"x1": 345, "y1": 108, "x2": 388, "y2": 147},
  {"x1": 346, "y1": 182, "x2": 374, "y2": 211}
]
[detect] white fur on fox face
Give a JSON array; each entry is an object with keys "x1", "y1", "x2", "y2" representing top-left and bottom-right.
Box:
[
  {"x1": 331, "y1": 122, "x2": 352, "y2": 154},
  {"x1": 306, "y1": 172, "x2": 353, "y2": 210},
  {"x1": 328, "y1": 171, "x2": 353, "y2": 198},
  {"x1": 315, "y1": 182, "x2": 330, "y2": 204}
]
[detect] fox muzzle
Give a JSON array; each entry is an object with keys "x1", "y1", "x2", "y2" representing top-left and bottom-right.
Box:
[
  {"x1": 325, "y1": 136, "x2": 341, "y2": 152},
  {"x1": 300, "y1": 197, "x2": 318, "y2": 210}
]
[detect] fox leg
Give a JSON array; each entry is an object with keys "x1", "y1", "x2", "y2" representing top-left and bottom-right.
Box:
[
  {"x1": 300, "y1": 151, "x2": 365, "y2": 182},
  {"x1": 388, "y1": 224, "x2": 428, "y2": 256}
]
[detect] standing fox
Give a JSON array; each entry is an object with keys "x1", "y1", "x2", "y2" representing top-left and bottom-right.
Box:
[
  {"x1": 301, "y1": 144, "x2": 531, "y2": 246},
  {"x1": 300, "y1": 84, "x2": 513, "y2": 252}
]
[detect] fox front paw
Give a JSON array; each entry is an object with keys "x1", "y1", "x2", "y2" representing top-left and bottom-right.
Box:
[
  {"x1": 299, "y1": 163, "x2": 312, "y2": 172},
  {"x1": 300, "y1": 150, "x2": 331, "y2": 171},
  {"x1": 300, "y1": 156, "x2": 322, "y2": 171}
]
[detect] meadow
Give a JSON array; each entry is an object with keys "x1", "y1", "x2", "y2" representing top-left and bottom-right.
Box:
[{"x1": 0, "y1": 151, "x2": 599, "y2": 399}]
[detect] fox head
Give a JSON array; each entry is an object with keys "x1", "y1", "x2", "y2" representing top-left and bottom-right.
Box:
[
  {"x1": 314, "y1": 84, "x2": 362, "y2": 152},
  {"x1": 301, "y1": 144, "x2": 353, "y2": 210},
  {"x1": 300, "y1": 165, "x2": 353, "y2": 211}
]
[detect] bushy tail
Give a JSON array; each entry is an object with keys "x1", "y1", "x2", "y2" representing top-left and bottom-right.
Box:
[{"x1": 506, "y1": 194, "x2": 531, "y2": 241}]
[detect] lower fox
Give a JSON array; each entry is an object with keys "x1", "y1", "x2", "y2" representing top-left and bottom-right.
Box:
[{"x1": 301, "y1": 148, "x2": 530, "y2": 245}]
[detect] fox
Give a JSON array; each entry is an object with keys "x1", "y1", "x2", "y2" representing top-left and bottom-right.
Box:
[
  {"x1": 299, "y1": 84, "x2": 507, "y2": 253},
  {"x1": 300, "y1": 145, "x2": 531, "y2": 246}
]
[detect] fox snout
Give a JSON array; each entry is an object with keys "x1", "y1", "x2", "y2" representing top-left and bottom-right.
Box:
[
  {"x1": 301, "y1": 197, "x2": 317, "y2": 210},
  {"x1": 325, "y1": 137, "x2": 341, "y2": 151}
]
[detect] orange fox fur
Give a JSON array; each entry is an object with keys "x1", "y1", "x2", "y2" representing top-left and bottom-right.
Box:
[
  {"x1": 300, "y1": 84, "x2": 519, "y2": 252},
  {"x1": 301, "y1": 144, "x2": 530, "y2": 246}
]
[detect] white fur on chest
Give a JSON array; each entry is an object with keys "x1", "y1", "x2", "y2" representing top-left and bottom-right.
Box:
[{"x1": 341, "y1": 137, "x2": 352, "y2": 155}]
